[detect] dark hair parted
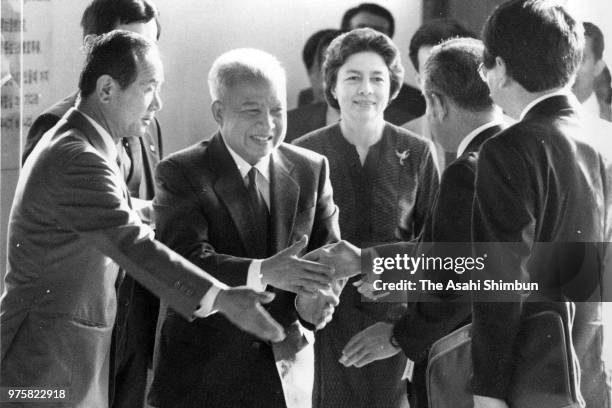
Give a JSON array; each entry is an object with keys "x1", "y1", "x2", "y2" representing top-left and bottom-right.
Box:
[
  {"x1": 79, "y1": 30, "x2": 154, "y2": 98},
  {"x1": 482, "y1": 0, "x2": 583, "y2": 92},
  {"x1": 81, "y1": 0, "x2": 160, "y2": 40},
  {"x1": 584, "y1": 22, "x2": 604, "y2": 61},
  {"x1": 340, "y1": 3, "x2": 395, "y2": 37},
  {"x1": 423, "y1": 38, "x2": 493, "y2": 112},
  {"x1": 323, "y1": 28, "x2": 404, "y2": 110},
  {"x1": 409, "y1": 18, "x2": 476, "y2": 71}
]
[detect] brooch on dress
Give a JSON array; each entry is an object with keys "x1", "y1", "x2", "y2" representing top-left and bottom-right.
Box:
[{"x1": 395, "y1": 149, "x2": 410, "y2": 166}]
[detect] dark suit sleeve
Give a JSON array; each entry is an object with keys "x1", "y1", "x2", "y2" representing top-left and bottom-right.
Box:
[
  {"x1": 391, "y1": 161, "x2": 475, "y2": 362},
  {"x1": 412, "y1": 142, "x2": 440, "y2": 238},
  {"x1": 22, "y1": 113, "x2": 60, "y2": 164},
  {"x1": 154, "y1": 158, "x2": 253, "y2": 285},
  {"x1": 470, "y1": 138, "x2": 535, "y2": 399},
  {"x1": 50, "y1": 142, "x2": 215, "y2": 320}
]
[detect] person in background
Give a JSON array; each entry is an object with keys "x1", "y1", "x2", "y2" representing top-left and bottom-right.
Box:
[
  {"x1": 297, "y1": 29, "x2": 340, "y2": 107},
  {"x1": 149, "y1": 48, "x2": 342, "y2": 408},
  {"x1": 21, "y1": 1, "x2": 164, "y2": 407},
  {"x1": 572, "y1": 21, "x2": 610, "y2": 122},
  {"x1": 403, "y1": 18, "x2": 477, "y2": 168},
  {"x1": 287, "y1": 29, "x2": 343, "y2": 143},
  {"x1": 341, "y1": 3, "x2": 426, "y2": 125},
  {"x1": 338, "y1": 37, "x2": 505, "y2": 408},
  {"x1": 295, "y1": 28, "x2": 439, "y2": 408},
  {"x1": 1, "y1": 30, "x2": 285, "y2": 408},
  {"x1": 594, "y1": 64, "x2": 612, "y2": 121}
]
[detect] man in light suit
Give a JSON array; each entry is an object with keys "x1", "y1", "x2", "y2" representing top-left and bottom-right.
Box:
[
  {"x1": 21, "y1": 2, "x2": 165, "y2": 406},
  {"x1": 149, "y1": 48, "x2": 342, "y2": 408},
  {"x1": 1, "y1": 31, "x2": 285, "y2": 408}
]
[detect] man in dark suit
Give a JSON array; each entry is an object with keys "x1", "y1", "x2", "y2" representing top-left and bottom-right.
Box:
[
  {"x1": 21, "y1": 2, "x2": 164, "y2": 407},
  {"x1": 333, "y1": 37, "x2": 505, "y2": 408},
  {"x1": 149, "y1": 48, "x2": 342, "y2": 408},
  {"x1": 1, "y1": 31, "x2": 285, "y2": 408},
  {"x1": 471, "y1": 1, "x2": 610, "y2": 407}
]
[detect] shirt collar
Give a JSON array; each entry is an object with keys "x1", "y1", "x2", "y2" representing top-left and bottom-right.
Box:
[
  {"x1": 519, "y1": 88, "x2": 572, "y2": 121},
  {"x1": 456, "y1": 118, "x2": 505, "y2": 158},
  {"x1": 222, "y1": 136, "x2": 271, "y2": 182},
  {"x1": 77, "y1": 109, "x2": 119, "y2": 162},
  {"x1": 582, "y1": 92, "x2": 600, "y2": 117}
]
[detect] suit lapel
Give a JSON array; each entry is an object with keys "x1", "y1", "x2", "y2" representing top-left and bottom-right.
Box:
[
  {"x1": 64, "y1": 108, "x2": 128, "y2": 200},
  {"x1": 269, "y1": 148, "x2": 299, "y2": 254},
  {"x1": 208, "y1": 134, "x2": 262, "y2": 258}
]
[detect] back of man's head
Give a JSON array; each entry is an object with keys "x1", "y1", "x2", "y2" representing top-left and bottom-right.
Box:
[
  {"x1": 584, "y1": 22, "x2": 604, "y2": 62},
  {"x1": 424, "y1": 37, "x2": 493, "y2": 112},
  {"x1": 79, "y1": 30, "x2": 154, "y2": 98},
  {"x1": 81, "y1": 0, "x2": 160, "y2": 40},
  {"x1": 409, "y1": 18, "x2": 476, "y2": 72},
  {"x1": 482, "y1": 0, "x2": 583, "y2": 92},
  {"x1": 341, "y1": 3, "x2": 395, "y2": 38},
  {"x1": 208, "y1": 48, "x2": 287, "y2": 103}
]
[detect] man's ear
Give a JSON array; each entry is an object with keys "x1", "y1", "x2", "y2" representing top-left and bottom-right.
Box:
[
  {"x1": 211, "y1": 100, "x2": 223, "y2": 126},
  {"x1": 83, "y1": 34, "x2": 97, "y2": 51},
  {"x1": 428, "y1": 91, "x2": 447, "y2": 122},
  {"x1": 95, "y1": 74, "x2": 115, "y2": 104},
  {"x1": 495, "y1": 56, "x2": 512, "y2": 88}
]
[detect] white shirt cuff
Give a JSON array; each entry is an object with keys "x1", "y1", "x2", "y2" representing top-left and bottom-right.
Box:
[
  {"x1": 247, "y1": 259, "x2": 267, "y2": 291},
  {"x1": 194, "y1": 285, "x2": 223, "y2": 318}
]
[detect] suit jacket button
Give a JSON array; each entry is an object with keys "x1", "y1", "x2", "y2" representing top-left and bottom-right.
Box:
[
  {"x1": 174, "y1": 281, "x2": 182, "y2": 289},
  {"x1": 150, "y1": 144, "x2": 156, "y2": 152},
  {"x1": 251, "y1": 341, "x2": 261, "y2": 349}
]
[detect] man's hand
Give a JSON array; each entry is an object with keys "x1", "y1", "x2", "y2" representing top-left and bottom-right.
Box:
[
  {"x1": 339, "y1": 322, "x2": 401, "y2": 367},
  {"x1": 473, "y1": 395, "x2": 510, "y2": 408},
  {"x1": 214, "y1": 287, "x2": 286, "y2": 342},
  {"x1": 261, "y1": 235, "x2": 334, "y2": 295},
  {"x1": 353, "y1": 279, "x2": 390, "y2": 301},
  {"x1": 303, "y1": 240, "x2": 361, "y2": 280},
  {"x1": 295, "y1": 277, "x2": 345, "y2": 329}
]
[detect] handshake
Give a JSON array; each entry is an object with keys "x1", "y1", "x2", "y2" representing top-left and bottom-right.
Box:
[{"x1": 213, "y1": 238, "x2": 363, "y2": 342}]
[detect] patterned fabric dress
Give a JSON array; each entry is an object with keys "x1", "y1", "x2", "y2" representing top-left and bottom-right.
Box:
[{"x1": 294, "y1": 122, "x2": 440, "y2": 408}]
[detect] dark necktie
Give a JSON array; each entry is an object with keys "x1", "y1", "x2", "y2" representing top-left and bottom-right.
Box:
[{"x1": 247, "y1": 167, "x2": 270, "y2": 257}]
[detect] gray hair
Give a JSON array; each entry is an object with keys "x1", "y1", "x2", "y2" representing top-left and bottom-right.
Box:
[{"x1": 207, "y1": 48, "x2": 286, "y2": 102}]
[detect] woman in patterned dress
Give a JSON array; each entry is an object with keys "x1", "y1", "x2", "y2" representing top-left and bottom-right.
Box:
[{"x1": 294, "y1": 28, "x2": 440, "y2": 408}]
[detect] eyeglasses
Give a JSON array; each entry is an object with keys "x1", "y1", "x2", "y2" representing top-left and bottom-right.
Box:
[{"x1": 477, "y1": 63, "x2": 488, "y2": 82}]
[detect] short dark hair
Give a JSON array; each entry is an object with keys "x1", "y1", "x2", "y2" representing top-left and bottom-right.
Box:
[
  {"x1": 302, "y1": 29, "x2": 340, "y2": 72},
  {"x1": 482, "y1": 0, "x2": 583, "y2": 92},
  {"x1": 341, "y1": 3, "x2": 395, "y2": 38},
  {"x1": 423, "y1": 38, "x2": 494, "y2": 112},
  {"x1": 79, "y1": 30, "x2": 154, "y2": 97},
  {"x1": 584, "y1": 22, "x2": 604, "y2": 61},
  {"x1": 323, "y1": 28, "x2": 404, "y2": 110},
  {"x1": 81, "y1": 0, "x2": 160, "y2": 40},
  {"x1": 409, "y1": 18, "x2": 476, "y2": 71}
]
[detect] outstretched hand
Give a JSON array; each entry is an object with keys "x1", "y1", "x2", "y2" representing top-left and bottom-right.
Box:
[
  {"x1": 214, "y1": 287, "x2": 286, "y2": 342},
  {"x1": 261, "y1": 235, "x2": 334, "y2": 296},
  {"x1": 303, "y1": 240, "x2": 362, "y2": 280}
]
